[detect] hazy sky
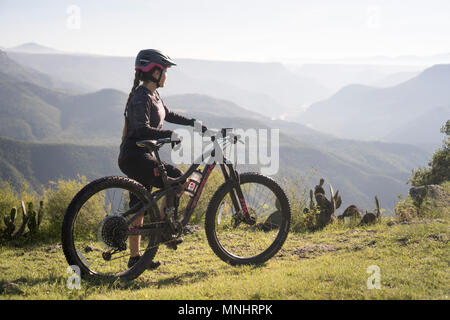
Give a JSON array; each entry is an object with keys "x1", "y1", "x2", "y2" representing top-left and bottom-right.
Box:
[{"x1": 1, "y1": 0, "x2": 450, "y2": 62}]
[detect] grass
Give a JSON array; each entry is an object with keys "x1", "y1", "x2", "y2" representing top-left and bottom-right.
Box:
[{"x1": 1, "y1": 216, "x2": 449, "y2": 300}]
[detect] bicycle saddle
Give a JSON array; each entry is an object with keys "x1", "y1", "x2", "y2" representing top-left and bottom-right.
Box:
[
  {"x1": 136, "y1": 138, "x2": 175, "y2": 152},
  {"x1": 136, "y1": 140, "x2": 158, "y2": 152}
]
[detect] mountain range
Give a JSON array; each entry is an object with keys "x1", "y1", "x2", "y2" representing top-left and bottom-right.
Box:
[
  {"x1": 6, "y1": 42, "x2": 63, "y2": 54},
  {"x1": 0, "y1": 46, "x2": 440, "y2": 213},
  {"x1": 4, "y1": 47, "x2": 331, "y2": 119},
  {"x1": 287, "y1": 63, "x2": 422, "y2": 94},
  {"x1": 0, "y1": 136, "x2": 119, "y2": 191},
  {"x1": 299, "y1": 64, "x2": 450, "y2": 152}
]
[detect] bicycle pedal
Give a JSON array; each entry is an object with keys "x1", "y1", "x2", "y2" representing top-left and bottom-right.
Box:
[
  {"x1": 164, "y1": 237, "x2": 183, "y2": 250},
  {"x1": 147, "y1": 260, "x2": 161, "y2": 270}
]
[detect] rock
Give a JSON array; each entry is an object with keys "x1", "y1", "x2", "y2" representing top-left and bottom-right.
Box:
[
  {"x1": 427, "y1": 234, "x2": 449, "y2": 243},
  {"x1": 409, "y1": 185, "x2": 449, "y2": 207},
  {"x1": 1, "y1": 282, "x2": 24, "y2": 295},
  {"x1": 360, "y1": 196, "x2": 381, "y2": 225},
  {"x1": 339, "y1": 205, "x2": 362, "y2": 220},
  {"x1": 409, "y1": 186, "x2": 427, "y2": 204},
  {"x1": 44, "y1": 244, "x2": 62, "y2": 253},
  {"x1": 84, "y1": 245, "x2": 101, "y2": 253},
  {"x1": 360, "y1": 212, "x2": 377, "y2": 225},
  {"x1": 292, "y1": 244, "x2": 337, "y2": 258},
  {"x1": 183, "y1": 224, "x2": 201, "y2": 235},
  {"x1": 260, "y1": 211, "x2": 282, "y2": 231},
  {"x1": 308, "y1": 178, "x2": 341, "y2": 229}
]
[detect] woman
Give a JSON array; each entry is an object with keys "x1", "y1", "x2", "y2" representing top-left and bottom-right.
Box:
[{"x1": 118, "y1": 49, "x2": 203, "y2": 269}]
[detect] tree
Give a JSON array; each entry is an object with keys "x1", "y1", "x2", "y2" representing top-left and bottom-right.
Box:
[{"x1": 408, "y1": 120, "x2": 450, "y2": 186}]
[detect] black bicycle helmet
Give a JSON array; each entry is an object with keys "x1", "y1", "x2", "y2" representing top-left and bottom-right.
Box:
[{"x1": 135, "y1": 49, "x2": 176, "y2": 86}]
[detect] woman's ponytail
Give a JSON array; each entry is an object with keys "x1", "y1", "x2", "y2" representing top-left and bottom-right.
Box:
[{"x1": 122, "y1": 70, "x2": 142, "y2": 141}]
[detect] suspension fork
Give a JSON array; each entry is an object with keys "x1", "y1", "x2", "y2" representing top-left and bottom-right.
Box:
[{"x1": 219, "y1": 163, "x2": 255, "y2": 225}]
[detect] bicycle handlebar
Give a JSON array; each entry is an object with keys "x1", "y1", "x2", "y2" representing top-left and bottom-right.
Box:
[
  {"x1": 203, "y1": 128, "x2": 242, "y2": 143},
  {"x1": 137, "y1": 128, "x2": 242, "y2": 151}
]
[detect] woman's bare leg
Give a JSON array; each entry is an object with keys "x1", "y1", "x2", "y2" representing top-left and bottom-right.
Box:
[
  {"x1": 160, "y1": 196, "x2": 167, "y2": 220},
  {"x1": 159, "y1": 180, "x2": 189, "y2": 220},
  {"x1": 128, "y1": 180, "x2": 189, "y2": 255},
  {"x1": 129, "y1": 214, "x2": 144, "y2": 257}
]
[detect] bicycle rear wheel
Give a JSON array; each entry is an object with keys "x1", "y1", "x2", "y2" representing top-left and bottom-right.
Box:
[
  {"x1": 61, "y1": 176, "x2": 160, "y2": 281},
  {"x1": 205, "y1": 172, "x2": 290, "y2": 265}
]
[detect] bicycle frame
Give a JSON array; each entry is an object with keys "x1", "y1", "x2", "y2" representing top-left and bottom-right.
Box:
[{"x1": 123, "y1": 138, "x2": 251, "y2": 237}]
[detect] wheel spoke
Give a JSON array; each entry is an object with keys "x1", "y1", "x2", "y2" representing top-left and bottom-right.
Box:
[
  {"x1": 63, "y1": 178, "x2": 160, "y2": 280},
  {"x1": 210, "y1": 174, "x2": 290, "y2": 261}
]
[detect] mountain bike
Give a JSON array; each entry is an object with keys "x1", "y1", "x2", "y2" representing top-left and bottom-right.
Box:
[{"x1": 62, "y1": 128, "x2": 291, "y2": 280}]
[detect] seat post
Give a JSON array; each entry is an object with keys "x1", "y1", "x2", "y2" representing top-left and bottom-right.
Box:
[{"x1": 151, "y1": 149, "x2": 166, "y2": 184}]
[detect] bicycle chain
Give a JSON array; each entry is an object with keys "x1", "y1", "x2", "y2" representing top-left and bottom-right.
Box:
[{"x1": 105, "y1": 220, "x2": 183, "y2": 262}]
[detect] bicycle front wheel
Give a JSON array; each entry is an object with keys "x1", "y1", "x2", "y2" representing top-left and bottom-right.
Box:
[{"x1": 205, "y1": 172, "x2": 291, "y2": 265}]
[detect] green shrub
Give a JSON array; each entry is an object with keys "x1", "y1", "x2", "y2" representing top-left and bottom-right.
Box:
[
  {"x1": 395, "y1": 181, "x2": 449, "y2": 221},
  {"x1": 0, "y1": 180, "x2": 39, "y2": 233},
  {"x1": 282, "y1": 177, "x2": 311, "y2": 233},
  {"x1": 409, "y1": 120, "x2": 449, "y2": 187},
  {"x1": 43, "y1": 175, "x2": 98, "y2": 238},
  {"x1": 292, "y1": 207, "x2": 320, "y2": 233},
  {"x1": 0, "y1": 181, "x2": 19, "y2": 230}
]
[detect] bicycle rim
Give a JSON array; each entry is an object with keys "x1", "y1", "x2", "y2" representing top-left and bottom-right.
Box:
[
  {"x1": 212, "y1": 177, "x2": 289, "y2": 260},
  {"x1": 69, "y1": 184, "x2": 158, "y2": 277}
]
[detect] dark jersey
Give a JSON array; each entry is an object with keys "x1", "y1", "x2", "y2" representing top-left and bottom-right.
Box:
[{"x1": 119, "y1": 85, "x2": 194, "y2": 159}]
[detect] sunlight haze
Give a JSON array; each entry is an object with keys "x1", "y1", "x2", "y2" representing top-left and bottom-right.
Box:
[{"x1": 1, "y1": 0, "x2": 450, "y2": 62}]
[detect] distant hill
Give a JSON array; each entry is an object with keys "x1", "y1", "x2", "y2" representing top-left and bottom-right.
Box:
[
  {"x1": 0, "y1": 68, "x2": 125, "y2": 144},
  {"x1": 287, "y1": 63, "x2": 422, "y2": 93},
  {"x1": 6, "y1": 49, "x2": 330, "y2": 118},
  {"x1": 0, "y1": 72, "x2": 63, "y2": 141},
  {"x1": 299, "y1": 64, "x2": 450, "y2": 146},
  {"x1": 0, "y1": 58, "x2": 430, "y2": 212},
  {"x1": 165, "y1": 93, "x2": 266, "y2": 120},
  {"x1": 0, "y1": 136, "x2": 119, "y2": 191},
  {"x1": 0, "y1": 77, "x2": 428, "y2": 211},
  {"x1": 370, "y1": 71, "x2": 420, "y2": 88},
  {"x1": 382, "y1": 105, "x2": 450, "y2": 152},
  {"x1": 163, "y1": 103, "x2": 428, "y2": 213},
  {"x1": 0, "y1": 50, "x2": 90, "y2": 93},
  {"x1": 7, "y1": 42, "x2": 62, "y2": 54}
]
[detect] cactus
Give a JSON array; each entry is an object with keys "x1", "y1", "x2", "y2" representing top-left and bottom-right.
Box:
[
  {"x1": 314, "y1": 178, "x2": 325, "y2": 195},
  {"x1": 303, "y1": 189, "x2": 315, "y2": 214},
  {"x1": 339, "y1": 205, "x2": 362, "y2": 220},
  {"x1": 11, "y1": 200, "x2": 29, "y2": 239},
  {"x1": 309, "y1": 189, "x2": 315, "y2": 209},
  {"x1": 329, "y1": 184, "x2": 336, "y2": 214},
  {"x1": 2, "y1": 200, "x2": 44, "y2": 240},
  {"x1": 27, "y1": 202, "x2": 37, "y2": 234},
  {"x1": 2, "y1": 207, "x2": 17, "y2": 239},
  {"x1": 334, "y1": 190, "x2": 342, "y2": 210},
  {"x1": 26, "y1": 201, "x2": 44, "y2": 235},
  {"x1": 10, "y1": 207, "x2": 17, "y2": 221},
  {"x1": 375, "y1": 195, "x2": 381, "y2": 218},
  {"x1": 312, "y1": 179, "x2": 342, "y2": 229},
  {"x1": 360, "y1": 196, "x2": 381, "y2": 225}
]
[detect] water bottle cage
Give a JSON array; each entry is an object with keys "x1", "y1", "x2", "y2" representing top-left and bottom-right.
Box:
[{"x1": 185, "y1": 179, "x2": 201, "y2": 197}]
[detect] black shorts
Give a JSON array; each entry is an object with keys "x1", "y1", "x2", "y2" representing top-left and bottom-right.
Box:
[{"x1": 118, "y1": 152, "x2": 183, "y2": 190}]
